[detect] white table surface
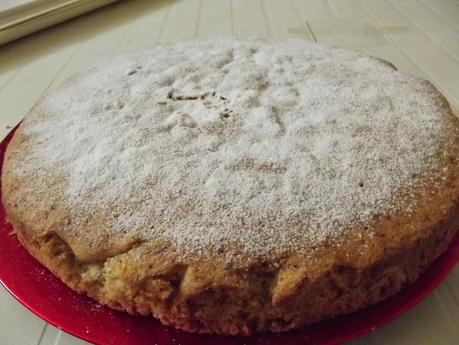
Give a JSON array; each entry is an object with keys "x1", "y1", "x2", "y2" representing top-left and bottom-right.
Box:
[
  {"x1": 0, "y1": 1, "x2": 458, "y2": 344},
  {"x1": 0, "y1": 0, "x2": 35, "y2": 11}
]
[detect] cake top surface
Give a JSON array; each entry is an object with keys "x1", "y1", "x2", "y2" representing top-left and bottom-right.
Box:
[{"x1": 8, "y1": 37, "x2": 458, "y2": 262}]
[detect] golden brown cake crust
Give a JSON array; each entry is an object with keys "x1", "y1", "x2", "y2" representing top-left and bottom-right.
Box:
[
  {"x1": 6, "y1": 199, "x2": 459, "y2": 335},
  {"x1": 2, "y1": 38, "x2": 459, "y2": 335}
]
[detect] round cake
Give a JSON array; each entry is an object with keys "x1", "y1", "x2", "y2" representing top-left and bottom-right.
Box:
[{"x1": 2, "y1": 37, "x2": 459, "y2": 335}]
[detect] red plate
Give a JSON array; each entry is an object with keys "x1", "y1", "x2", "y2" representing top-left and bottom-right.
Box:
[{"x1": 0, "y1": 126, "x2": 458, "y2": 345}]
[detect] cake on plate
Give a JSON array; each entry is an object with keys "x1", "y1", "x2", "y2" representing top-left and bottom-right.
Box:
[{"x1": 2, "y1": 37, "x2": 459, "y2": 335}]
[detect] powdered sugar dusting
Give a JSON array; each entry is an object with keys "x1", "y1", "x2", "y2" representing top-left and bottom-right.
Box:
[{"x1": 13, "y1": 37, "x2": 456, "y2": 260}]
